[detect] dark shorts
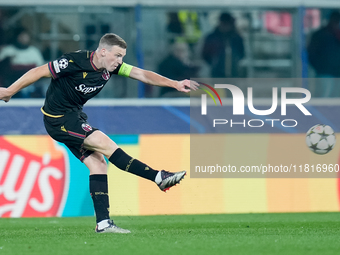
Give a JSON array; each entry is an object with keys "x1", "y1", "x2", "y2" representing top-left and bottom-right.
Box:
[{"x1": 43, "y1": 110, "x2": 98, "y2": 162}]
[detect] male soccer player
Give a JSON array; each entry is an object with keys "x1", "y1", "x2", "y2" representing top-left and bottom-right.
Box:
[{"x1": 0, "y1": 33, "x2": 198, "y2": 233}]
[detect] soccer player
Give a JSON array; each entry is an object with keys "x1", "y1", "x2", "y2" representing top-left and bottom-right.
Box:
[{"x1": 0, "y1": 33, "x2": 198, "y2": 233}]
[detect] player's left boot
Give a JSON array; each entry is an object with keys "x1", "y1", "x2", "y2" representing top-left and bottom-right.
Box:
[
  {"x1": 95, "y1": 220, "x2": 131, "y2": 234},
  {"x1": 157, "y1": 170, "x2": 186, "y2": 192}
]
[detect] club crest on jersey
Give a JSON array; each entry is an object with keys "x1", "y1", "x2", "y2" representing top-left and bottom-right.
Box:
[
  {"x1": 81, "y1": 123, "x2": 92, "y2": 132},
  {"x1": 58, "y1": 58, "x2": 68, "y2": 69},
  {"x1": 102, "y1": 70, "x2": 110, "y2": 80}
]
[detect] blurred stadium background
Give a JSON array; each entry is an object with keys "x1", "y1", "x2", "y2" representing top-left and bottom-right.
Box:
[{"x1": 1, "y1": 0, "x2": 340, "y2": 219}]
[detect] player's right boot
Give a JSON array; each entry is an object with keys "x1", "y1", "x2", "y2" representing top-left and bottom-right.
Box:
[
  {"x1": 95, "y1": 220, "x2": 131, "y2": 234},
  {"x1": 157, "y1": 170, "x2": 186, "y2": 192}
]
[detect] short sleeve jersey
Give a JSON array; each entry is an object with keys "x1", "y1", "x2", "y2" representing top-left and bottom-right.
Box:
[{"x1": 43, "y1": 50, "x2": 129, "y2": 115}]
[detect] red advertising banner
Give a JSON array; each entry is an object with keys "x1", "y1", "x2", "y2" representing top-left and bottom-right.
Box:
[{"x1": 0, "y1": 136, "x2": 69, "y2": 217}]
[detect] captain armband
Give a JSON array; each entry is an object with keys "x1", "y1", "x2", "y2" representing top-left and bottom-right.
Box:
[{"x1": 118, "y1": 63, "x2": 134, "y2": 77}]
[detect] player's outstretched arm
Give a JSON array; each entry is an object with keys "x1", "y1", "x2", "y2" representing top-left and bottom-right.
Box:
[
  {"x1": 128, "y1": 66, "x2": 199, "y2": 93},
  {"x1": 0, "y1": 64, "x2": 51, "y2": 102}
]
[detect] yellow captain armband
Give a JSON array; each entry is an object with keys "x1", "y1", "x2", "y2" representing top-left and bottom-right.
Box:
[{"x1": 118, "y1": 63, "x2": 134, "y2": 77}]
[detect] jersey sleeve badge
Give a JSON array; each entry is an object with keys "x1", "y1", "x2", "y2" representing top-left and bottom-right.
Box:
[{"x1": 58, "y1": 58, "x2": 69, "y2": 69}]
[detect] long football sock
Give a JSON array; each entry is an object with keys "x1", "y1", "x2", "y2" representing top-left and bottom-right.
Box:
[
  {"x1": 89, "y1": 174, "x2": 110, "y2": 223},
  {"x1": 109, "y1": 148, "x2": 158, "y2": 182}
]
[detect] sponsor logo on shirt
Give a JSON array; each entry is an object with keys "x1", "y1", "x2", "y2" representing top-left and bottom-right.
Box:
[
  {"x1": 75, "y1": 84, "x2": 104, "y2": 95},
  {"x1": 58, "y1": 58, "x2": 68, "y2": 69}
]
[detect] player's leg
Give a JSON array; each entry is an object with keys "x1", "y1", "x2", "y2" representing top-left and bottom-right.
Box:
[
  {"x1": 83, "y1": 151, "x2": 130, "y2": 234},
  {"x1": 83, "y1": 151, "x2": 109, "y2": 225},
  {"x1": 83, "y1": 130, "x2": 159, "y2": 181},
  {"x1": 83, "y1": 130, "x2": 186, "y2": 191}
]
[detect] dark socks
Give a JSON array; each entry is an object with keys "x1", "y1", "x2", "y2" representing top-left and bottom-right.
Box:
[
  {"x1": 89, "y1": 174, "x2": 110, "y2": 223},
  {"x1": 109, "y1": 148, "x2": 158, "y2": 181}
]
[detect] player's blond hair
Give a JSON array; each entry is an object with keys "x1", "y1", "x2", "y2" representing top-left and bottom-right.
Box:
[{"x1": 98, "y1": 33, "x2": 127, "y2": 50}]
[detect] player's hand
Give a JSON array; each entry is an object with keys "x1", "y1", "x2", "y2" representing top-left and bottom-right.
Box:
[
  {"x1": 176, "y1": 79, "x2": 200, "y2": 93},
  {"x1": 0, "y1": 87, "x2": 11, "y2": 103}
]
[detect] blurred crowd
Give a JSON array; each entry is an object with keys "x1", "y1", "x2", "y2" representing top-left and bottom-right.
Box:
[
  {"x1": 158, "y1": 11, "x2": 245, "y2": 97},
  {"x1": 307, "y1": 11, "x2": 340, "y2": 97},
  {"x1": 1, "y1": 8, "x2": 340, "y2": 98},
  {"x1": 0, "y1": 11, "x2": 47, "y2": 98}
]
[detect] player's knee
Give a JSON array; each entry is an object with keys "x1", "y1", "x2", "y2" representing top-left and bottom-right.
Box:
[
  {"x1": 97, "y1": 160, "x2": 108, "y2": 174},
  {"x1": 84, "y1": 151, "x2": 108, "y2": 174},
  {"x1": 99, "y1": 155, "x2": 107, "y2": 167},
  {"x1": 94, "y1": 152, "x2": 107, "y2": 167}
]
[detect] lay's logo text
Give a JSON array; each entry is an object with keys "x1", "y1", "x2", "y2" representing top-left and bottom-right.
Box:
[{"x1": 0, "y1": 136, "x2": 69, "y2": 217}]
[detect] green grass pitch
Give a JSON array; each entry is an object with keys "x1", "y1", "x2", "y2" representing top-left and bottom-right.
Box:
[{"x1": 1, "y1": 212, "x2": 340, "y2": 255}]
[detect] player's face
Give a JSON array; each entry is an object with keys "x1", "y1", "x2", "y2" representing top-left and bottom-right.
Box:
[{"x1": 103, "y1": 45, "x2": 126, "y2": 72}]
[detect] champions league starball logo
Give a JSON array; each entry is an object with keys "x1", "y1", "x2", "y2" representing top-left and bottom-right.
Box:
[
  {"x1": 200, "y1": 84, "x2": 312, "y2": 128},
  {"x1": 58, "y1": 58, "x2": 68, "y2": 69}
]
